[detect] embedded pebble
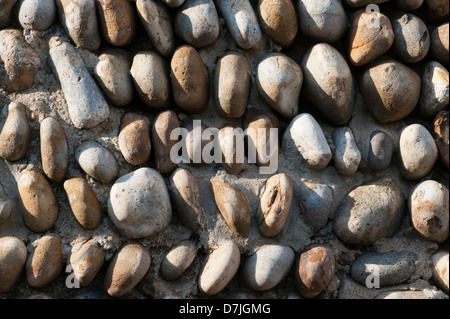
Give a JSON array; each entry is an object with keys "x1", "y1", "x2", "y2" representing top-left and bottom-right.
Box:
[
  {"x1": 0, "y1": 184, "x2": 12, "y2": 221},
  {"x1": 49, "y1": 37, "x2": 110, "y2": 129},
  {"x1": 104, "y1": 243, "x2": 151, "y2": 297},
  {"x1": 218, "y1": 126, "x2": 247, "y2": 175},
  {"x1": 283, "y1": 113, "x2": 332, "y2": 170},
  {"x1": 301, "y1": 43, "x2": 355, "y2": 125},
  {"x1": 391, "y1": 12, "x2": 430, "y2": 64},
  {"x1": 433, "y1": 110, "x2": 449, "y2": 169},
  {"x1": 350, "y1": 251, "x2": 418, "y2": 287},
  {"x1": 419, "y1": 61, "x2": 449, "y2": 118},
  {"x1": 424, "y1": 0, "x2": 449, "y2": 23},
  {"x1": 0, "y1": 101, "x2": 30, "y2": 162},
  {"x1": 399, "y1": 124, "x2": 438, "y2": 180},
  {"x1": 171, "y1": 45, "x2": 210, "y2": 113},
  {"x1": 18, "y1": 0, "x2": 56, "y2": 31},
  {"x1": 257, "y1": 173, "x2": 294, "y2": 237},
  {"x1": 256, "y1": 52, "x2": 303, "y2": 119},
  {"x1": 242, "y1": 108, "x2": 279, "y2": 169},
  {"x1": 432, "y1": 250, "x2": 449, "y2": 292},
  {"x1": 333, "y1": 177, "x2": 405, "y2": 245},
  {"x1": 67, "y1": 239, "x2": 105, "y2": 287},
  {"x1": 298, "y1": 180, "x2": 334, "y2": 232},
  {"x1": 108, "y1": 168, "x2": 172, "y2": 239},
  {"x1": 131, "y1": 51, "x2": 171, "y2": 110},
  {"x1": 332, "y1": 127, "x2": 361, "y2": 176},
  {"x1": 152, "y1": 110, "x2": 180, "y2": 174},
  {"x1": 136, "y1": 0, "x2": 175, "y2": 57},
  {"x1": 360, "y1": 58, "x2": 421, "y2": 123},
  {"x1": 168, "y1": 168, "x2": 204, "y2": 233},
  {"x1": 430, "y1": 22, "x2": 449, "y2": 65},
  {"x1": 96, "y1": 0, "x2": 137, "y2": 47},
  {"x1": 175, "y1": 0, "x2": 219, "y2": 48},
  {"x1": 214, "y1": 52, "x2": 251, "y2": 119},
  {"x1": 377, "y1": 290, "x2": 444, "y2": 299},
  {"x1": 75, "y1": 140, "x2": 119, "y2": 184},
  {"x1": 55, "y1": 0, "x2": 101, "y2": 51},
  {"x1": 216, "y1": 0, "x2": 262, "y2": 49},
  {"x1": 18, "y1": 170, "x2": 59, "y2": 233},
  {"x1": 257, "y1": 0, "x2": 298, "y2": 48},
  {"x1": 198, "y1": 240, "x2": 241, "y2": 295},
  {"x1": 184, "y1": 121, "x2": 214, "y2": 166},
  {"x1": 348, "y1": 10, "x2": 394, "y2": 66},
  {"x1": 297, "y1": 0, "x2": 348, "y2": 43},
  {"x1": 295, "y1": 245, "x2": 336, "y2": 298},
  {"x1": 94, "y1": 49, "x2": 134, "y2": 107},
  {"x1": 346, "y1": 0, "x2": 390, "y2": 6},
  {"x1": 118, "y1": 113, "x2": 152, "y2": 166},
  {"x1": 0, "y1": 29, "x2": 41, "y2": 92},
  {"x1": 160, "y1": 240, "x2": 198, "y2": 281},
  {"x1": 40, "y1": 117, "x2": 69, "y2": 183},
  {"x1": 0, "y1": 0, "x2": 18, "y2": 29},
  {"x1": 0, "y1": 236, "x2": 27, "y2": 293},
  {"x1": 162, "y1": 0, "x2": 186, "y2": 7},
  {"x1": 242, "y1": 244, "x2": 294, "y2": 291},
  {"x1": 408, "y1": 180, "x2": 449, "y2": 243},
  {"x1": 64, "y1": 178, "x2": 102, "y2": 230},
  {"x1": 368, "y1": 130, "x2": 394, "y2": 172},
  {"x1": 26, "y1": 234, "x2": 63, "y2": 288},
  {"x1": 394, "y1": 0, "x2": 424, "y2": 10},
  {"x1": 210, "y1": 177, "x2": 251, "y2": 235}
]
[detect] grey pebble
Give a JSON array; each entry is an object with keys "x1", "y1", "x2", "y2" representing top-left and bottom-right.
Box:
[
  {"x1": 49, "y1": 37, "x2": 110, "y2": 129},
  {"x1": 242, "y1": 244, "x2": 294, "y2": 292},
  {"x1": 108, "y1": 168, "x2": 172, "y2": 239},
  {"x1": 368, "y1": 130, "x2": 394, "y2": 172},
  {"x1": 55, "y1": 0, "x2": 101, "y2": 51},
  {"x1": 351, "y1": 251, "x2": 417, "y2": 287},
  {"x1": 333, "y1": 177, "x2": 405, "y2": 245},
  {"x1": 175, "y1": 0, "x2": 220, "y2": 48},
  {"x1": 216, "y1": 0, "x2": 262, "y2": 49},
  {"x1": 418, "y1": 61, "x2": 449, "y2": 118},
  {"x1": 0, "y1": 183, "x2": 12, "y2": 221},
  {"x1": 297, "y1": 0, "x2": 348, "y2": 43},
  {"x1": 160, "y1": 240, "x2": 198, "y2": 281},
  {"x1": 18, "y1": 0, "x2": 56, "y2": 31},
  {"x1": 391, "y1": 12, "x2": 430, "y2": 63},
  {"x1": 75, "y1": 140, "x2": 118, "y2": 184},
  {"x1": 332, "y1": 127, "x2": 361, "y2": 176}
]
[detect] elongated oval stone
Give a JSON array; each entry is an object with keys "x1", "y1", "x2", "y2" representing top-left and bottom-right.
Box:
[
  {"x1": 0, "y1": 101, "x2": 30, "y2": 162},
  {"x1": 49, "y1": 37, "x2": 110, "y2": 129},
  {"x1": 18, "y1": 170, "x2": 59, "y2": 233},
  {"x1": 0, "y1": 236, "x2": 27, "y2": 293},
  {"x1": 40, "y1": 117, "x2": 69, "y2": 183}
]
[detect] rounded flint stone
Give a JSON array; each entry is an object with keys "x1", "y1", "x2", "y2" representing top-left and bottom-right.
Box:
[
  {"x1": 49, "y1": 37, "x2": 110, "y2": 129},
  {"x1": 350, "y1": 251, "x2": 417, "y2": 287}
]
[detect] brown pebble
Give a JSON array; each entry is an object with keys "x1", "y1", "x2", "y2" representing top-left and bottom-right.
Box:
[
  {"x1": 257, "y1": 0, "x2": 298, "y2": 48},
  {"x1": 295, "y1": 245, "x2": 336, "y2": 298},
  {"x1": 67, "y1": 239, "x2": 105, "y2": 287},
  {"x1": 433, "y1": 110, "x2": 449, "y2": 169},
  {"x1": 40, "y1": 117, "x2": 69, "y2": 183},
  {"x1": 152, "y1": 110, "x2": 180, "y2": 174},
  {"x1": 0, "y1": 236, "x2": 27, "y2": 293},
  {"x1": 118, "y1": 113, "x2": 151, "y2": 166},
  {"x1": 0, "y1": 101, "x2": 30, "y2": 162},
  {"x1": 257, "y1": 173, "x2": 294, "y2": 237},
  {"x1": 171, "y1": 45, "x2": 210, "y2": 113},
  {"x1": 210, "y1": 177, "x2": 251, "y2": 235},
  {"x1": 26, "y1": 234, "x2": 63, "y2": 288},
  {"x1": 18, "y1": 170, "x2": 59, "y2": 233},
  {"x1": 64, "y1": 178, "x2": 102, "y2": 230},
  {"x1": 430, "y1": 23, "x2": 449, "y2": 65},
  {"x1": 0, "y1": 28, "x2": 41, "y2": 92},
  {"x1": 104, "y1": 243, "x2": 151, "y2": 297},
  {"x1": 96, "y1": 0, "x2": 137, "y2": 47}
]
